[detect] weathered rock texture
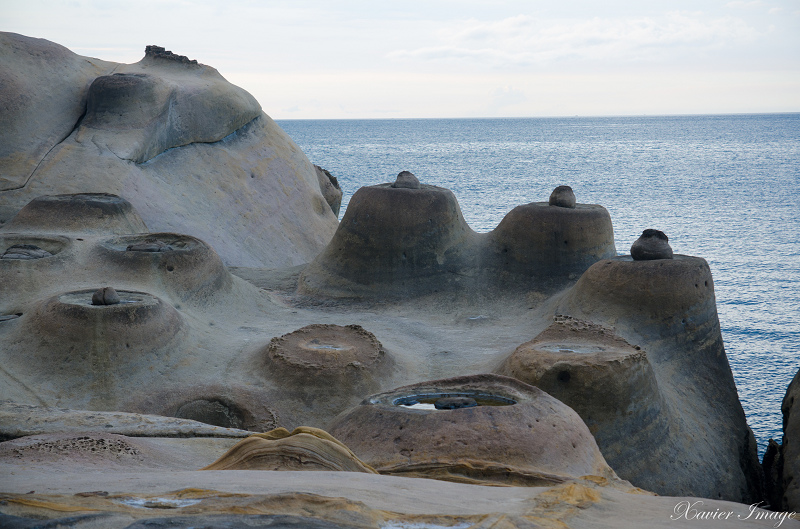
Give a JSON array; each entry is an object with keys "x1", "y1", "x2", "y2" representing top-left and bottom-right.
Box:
[
  {"x1": 2, "y1": 193, "x2": 149, "y2": 235},
  {"x1": 772, "y1": 369, "x2": 800, "y2": 510},
  {"x1": 314, "y1": 165, "x2": 342, "y2": 217},
  {"x1": 329, "y1": 374, "x2": 618, "y2": 486},
  {"x1": 496, "y1": 315, "x2": 672, "y2": 493},
  {"x1": 485, "y1": 201, "x2": 616, "y2": 281},
  {"x1": 0, "y1": 32, "x2": 338, "y2": 267},
  {"x1": 0, "y1": 403, "x2": 252, "y2": 441},
  {"x1": 203, "y1": 426, "x2": 377, "y2": 473},
  {"x1": 300, "y1": 180, "x2": 615, "y2": 297},
  {"x1": 630, "y1": 228, "x2": 673, "y2": 260},
  {"x1": 299, "y1": 179, "x2": 478, "y2": 297},
  {"x1": 552, "y1": 255, "x2": 763, "y2": 502}
]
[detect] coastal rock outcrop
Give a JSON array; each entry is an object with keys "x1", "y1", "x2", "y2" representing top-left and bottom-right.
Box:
[
  {"x1": 300, "y1": 181, "x2": 615, "y2": 297},
  {"x1": 299, "y1": 174, "x2": 479, "y2": 297},
  {"x1": 769, "y1": 369, "x2": 800, "y2": 510},
  {"x1": 1, "y1": 193, "x2": 148, "y2": 235},
  {"x1": 553, "y1": 254, "x2": 763, "y2": 502},
  {"x1": 630, "y1": 229, "x2": 673, "y2": 260},
  {"x1": 495, "y1": 315, "x2": 673, "y2": 493},
  {"x1": 0, "y1": 33, "x2": 338, "y2": 267},
  {"x1": 328, "y1": 374, "x2": 618, "y2": 486},
  {"x1": 485, "y1": 189, "x2": 616, "y2": 282},
  {"x1": 202, "y1": 426, "x2": 377, "y2": 473}
]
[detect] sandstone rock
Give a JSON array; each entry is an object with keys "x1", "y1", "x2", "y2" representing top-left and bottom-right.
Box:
[
  {"x1": 299, "y1": 182, "x2": 478, "y2": 298},
  {"x1": 0, "y1": 403, "x2": 251, "y2": 440},
  {"x1": 553, "y1": 255, "x2": 762, "y2": 502},
  {"x1": 392, "y1": 170, "x2": 421, "y2": 189},
  {"x1": 329, "y1": 374, "x2": 618, "y2": 486},
  {"x1": 0, "y1": 34, "x2": 338, "y2": 267},
  {"x1": 549, "y1": 185, "x2": 577, "y2": 208},
  {"x1": 1, "y1": 193, "x2": 148, "y2": 235},
  {"x1": 778, "y1": 369, "x2": 800, "y2": 510},
  {"x1": 0, "y1": 244, "x2": 52, "y2": 260},
  {"x1": 0, "y1": 33, "x2": 115, "y2": 197},
  {"x1": 485, "y1": 201, "x2": 616, "y2": 280},
  {"x1": 5, "y1": 289, "x2": 186, "y2": 409},
  {"x1": 314, "y1": 165, "x2": 342, "y2": 217},
  {"x1": 98, "y1": 233, "x2": 232, "y2": 303},
  {"x1": 125, "y1": 385, "x2": 279, "y2": 434},
  {"x1": 630, "y1": 229, "x2": 673, "y2": 260},
  {"x1": 91, "y1": 286, "x2": 120, "y2": 306},
  {"x1": 496, "y1": 316, "x2": 672, "y2": 493},
  {"x1": 202, "y1": 426, "x2": 377, "y2": 473}
]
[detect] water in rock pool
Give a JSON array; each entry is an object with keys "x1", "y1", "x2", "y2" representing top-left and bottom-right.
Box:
[{"x1": 278, "y1": 113, "x2": 800, "y2": 456}]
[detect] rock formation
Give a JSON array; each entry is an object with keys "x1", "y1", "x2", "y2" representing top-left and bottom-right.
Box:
[
  {"x1": 300, "y1": 182, "x2": 615, "y2": 297},
  {"x1": 329, "y1": 374, "x2": 618, "y2": 486},
  {"x1": 299, "y1": 173, "x2": 478, "y2": 298},
  {"x1": 765, "y1": 368, "x2": 800, "y2": 510},
  {"x1": 630, "y1": 228, "x2": 674, "y2": 260},
  {"x1": 496, "y1": 315, "x2": 673, "y2": 493},
  {"x1": 0, "y1": 32, "x2": 338, "y2": 267},
  {"x1": 202, "y1": 426, "x2": 376, "y2": 473},
  {"x1": 0, "y1": 33, "x2": 778, "y2": 525},
  {"x1": 552, "y1": 254, "x2": 763, "y2": 502}
]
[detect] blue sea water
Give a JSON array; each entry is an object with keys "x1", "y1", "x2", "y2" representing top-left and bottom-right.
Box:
[{"x1": 278, "y1": 114, "x2": 800, "y2": 457}]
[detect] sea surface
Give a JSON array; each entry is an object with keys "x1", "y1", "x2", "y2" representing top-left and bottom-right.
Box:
[{"x1": 278, "y1": 114, "x2": 800, "y2": 457}]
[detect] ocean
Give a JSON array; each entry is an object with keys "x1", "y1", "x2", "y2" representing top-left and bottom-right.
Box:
[{"x1": 278, "y1": 114, "x2": 800, "y2": 457}]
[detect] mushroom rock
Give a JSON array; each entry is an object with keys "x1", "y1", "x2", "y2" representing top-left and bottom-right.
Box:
[
  {"x1": 257, "y1": 324, "x2": 396, "y2": 424},
  {"x1": 328, "y1": 374, "x2": 618, "y2": 487},
  {"x1": 0, "y1": 34, "x2": 338, "y2": 267},
  {"x1": 299, "y1": 180, "x2": 478, "y2": 298},
  {"x1": 314, "y1": 165, "x2": 342, "y2": 217},
  {"x1": 549, "y1": 185, "x2": 577, "y2": 208},
  {"x1": 1, "y1": 193, "x2": 148, "y2": 235},
  {"x1": 484, "y1": 197, "x2": 615, "y2": 283},
  {"x1": 630, "y1": 229, "x2": 673, "y2": 260},
  {"x1": 202, "y1": 426, "x2": 377, "y2": 473},
  {"x1": 4, "y1": 289, "x2": 186, "y2": 410},
  {"x1": 495, "y1": 315, "x2": 674, "y2": 492},
  {"x1": 98, "y1": 233, "x2": 233, "y2": 303},
  {"x1": 554, "y1": 255, "x2": 763, "y2": 502}
]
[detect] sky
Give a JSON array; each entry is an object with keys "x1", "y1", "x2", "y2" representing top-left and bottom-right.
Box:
[{"x1": 3, "y1": 0, "x2": 799, "y2": 119}]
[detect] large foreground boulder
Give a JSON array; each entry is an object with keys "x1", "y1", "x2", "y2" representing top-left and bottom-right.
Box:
[{"x1": 0, "y1": 33, "x2": 338, "y2": 267}]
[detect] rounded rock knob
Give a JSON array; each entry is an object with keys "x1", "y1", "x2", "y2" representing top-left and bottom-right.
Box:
[
  {"x1": 630, "y1": 229, "x2": 673, "y2": 260},
  {"x1": 392, "y1": 171, "x2": 421, "y2": 189},
  {"x1": 549, "y1": 185, "x2": 576, "y2": 208},
  {"x1": 91, "y1": 286, "x2": 121, "y2": 305}
]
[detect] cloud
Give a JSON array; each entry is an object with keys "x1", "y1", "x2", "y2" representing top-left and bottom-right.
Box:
[
  {"x1": 490, "y1": 85, "x2": 527, "y2": 108},
  {"x1": 386, "y1": 12, "x2": 760, "y2": 68}
]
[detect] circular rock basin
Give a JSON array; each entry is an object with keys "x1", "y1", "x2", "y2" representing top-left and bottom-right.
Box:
[
  {"x1": 395, "y1": 393, "x2": 515, "y2": 410},
  {"x1": 99, "y1": 233, "x2": 231, "y2": 301},
  {"x1": 329, "y1": 374, "x2": 615, "y2": 487},
  {"x1": 2, "y1": 193, "x2": 147, "y2": 235},
  {"x1": 0, "y1": 235, "x2": 69, "y2": 260},
  {"x1": 263, "y1": 324, "x2": 394, "y2": 390},
  {"x1": 24, "y1": 289, "x2": 185, "y2": 372}
]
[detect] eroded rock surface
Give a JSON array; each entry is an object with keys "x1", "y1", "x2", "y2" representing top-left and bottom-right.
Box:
[
  {"x1": 329, "y1": 374, "x2": 618, "y2": 486},
  {"x1": 0, "y1": 34, "x2": 338, "y2": 267},
  {"x1": 553, "y1": 255, "x2": 763, "y2": 502},
  {"x1": 203, "y1": 426, "x2": 376, "y2": 473},
  {"x1": 496, "y1": 316, "x2": 672, "y2": 493}
]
